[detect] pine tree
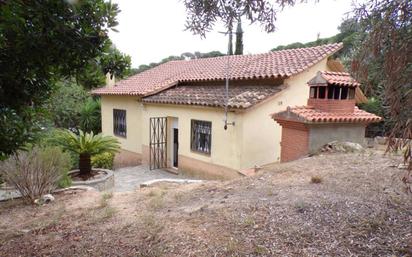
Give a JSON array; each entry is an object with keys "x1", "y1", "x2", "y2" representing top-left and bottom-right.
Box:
[{"x1": 235, "y1": 19, "x2": 243, "y2": 55}]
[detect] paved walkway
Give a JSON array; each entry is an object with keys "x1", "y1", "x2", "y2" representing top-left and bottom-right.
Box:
[
  {"x1": 0, "y1": 165, "x2": 190, "y2": 200},
  {"x1": 114, "y1": 165, "x2": 184, "y2": 192}
]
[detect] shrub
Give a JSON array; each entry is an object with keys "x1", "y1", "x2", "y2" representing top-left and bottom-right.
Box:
[
  {"x1": 91, "y1": 152, "x2": 115, "y2": 169},
  {"x1": 0, "y1": 146, "x2": 71, "y2": 203},
  {"x1": 58, "y1": 170, "x2": 72, "y2": 188},
  {"x1": 310, "y1": 176, "x2": 323, "y2": 184},
  {"x1": 55, "y1": 129, "x2": 119, "y2": 176}
]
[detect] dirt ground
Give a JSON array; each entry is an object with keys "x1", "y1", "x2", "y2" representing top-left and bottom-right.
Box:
[{"x1": 0, "y1": 150, "x2": 411, "y2": 257}]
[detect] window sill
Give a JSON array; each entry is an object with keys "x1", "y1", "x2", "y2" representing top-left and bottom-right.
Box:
[{"x1": 190, "y1": 149, "x2": 211, "y2": 157}]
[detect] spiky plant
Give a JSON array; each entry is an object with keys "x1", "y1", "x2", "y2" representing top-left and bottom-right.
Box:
[{"x1": 56, "y1": 129, "x2": 120, "y2": 176}]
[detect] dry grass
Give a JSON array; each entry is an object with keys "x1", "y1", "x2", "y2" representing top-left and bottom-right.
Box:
[{"x1": 0, "y1": 150, "x2": 411, "y2": 256}]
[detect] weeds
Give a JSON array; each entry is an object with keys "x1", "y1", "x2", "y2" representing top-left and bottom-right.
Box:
[
  {"x1": 295, "y1": 201, "x2": 310, "y2": 213},
  {"x1": 311, "y1": 176, "x2": 323, "y2": 184},
  {"x1": 147, "y1": 189, "x2": 166, "y2": 210}
]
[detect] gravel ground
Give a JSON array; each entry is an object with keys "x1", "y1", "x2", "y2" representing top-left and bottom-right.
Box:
[{"x1": 0, "y1": 150, "x2": 411, "y2": 257}]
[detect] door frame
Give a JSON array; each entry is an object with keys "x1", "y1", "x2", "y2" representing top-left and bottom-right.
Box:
[
  {"x1": 149, "y1": 117, "x2": 167, "y2": 170},
  {"x1": 173, "y1": 128, "x2": 179, "y2": 168}
]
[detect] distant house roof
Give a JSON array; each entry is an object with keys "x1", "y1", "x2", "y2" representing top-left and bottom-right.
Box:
[
  {"x1": 92, "y1": 43, "x2": 343, "y2": 96},
  {"x1": 308, "y1": 71, "x2": 361, "y2": 87},
  {"x1": 272, "y1": 106, "x2": 381, "y2": 124},
  {"x1": 143, "y1": 84, "x2": 284, "y2": 109}
]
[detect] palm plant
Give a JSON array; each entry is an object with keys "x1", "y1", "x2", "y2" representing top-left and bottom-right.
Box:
[
  {"x1": 79, "y1": 98, "x2": 101, "y2": 133},
  {"x1": 56, "y1": 129, "x2": 120, "y2": 176}
]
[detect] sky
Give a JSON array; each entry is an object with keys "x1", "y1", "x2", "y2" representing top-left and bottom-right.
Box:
[{"x1": 109, "y1": 0, "x2": 357, "y2": 68}]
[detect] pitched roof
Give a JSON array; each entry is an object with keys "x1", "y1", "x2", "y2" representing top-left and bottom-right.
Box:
[
  {"x1": 272, "y1": 106, "x2": 381, "y2": 123},
  {"x1": 143, "y1": 84, "x2": 284, "y2": 109},
  {"x1": 308, "y1": 71, "x2": 361, "y2": 87},
  {"x1": 92, "y1": 43, "x2": 343, "y2": 96}
]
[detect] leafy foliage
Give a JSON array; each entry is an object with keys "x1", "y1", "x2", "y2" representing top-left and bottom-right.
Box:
[
  {"x1": 91, "y1": 152, "x2": 115, "y2": 170},
  {"x1": 0, "y1": 0, "x2": 119, "y2": 156},
  {"x1": 183, "y1": 0, "x2": 298, "y2": 37},
  {"x1": 351, "y1": 0, "x2": 412, "y2": 191},
  {"x1": 46, "y1": 81, "x2": 101, "y2": 133},
  {"x1": 56, "y1": 130, "x2": 120, "y2": 156},
  {"x1": 133, "y1": 50, "x2": 225, "y2": 74},
  {"x1": 0, "y1": 107, "x2": 49, "y2": 159},
  {"x1": 79, "y1": 98, "x2": 101, "y2": 134},
  {"x1": 47, "y1": 81, "x2": 89, "y2": 130},
  {"x1": 76, "y1": 41, "x2": 132, "y2": 89},
  {"x1": 0, "y1": 146, "x2": 71, "y2": 203},
  {"x1": 271, "y1": 18, "x2": 360, "y2": 60},
  {"x1": 55, "y1": 130, "x2": 119, "y2": 175}
]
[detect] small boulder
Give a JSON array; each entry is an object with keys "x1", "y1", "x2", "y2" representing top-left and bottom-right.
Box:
[
  {"x1": 34, "y1": 194, "x2": 55, "y2": 205},
  {"x1": 374, "y1": 136, "x2": 388, "y2": 145},
  {"x1": 321, "y1": 141, "x2": 364, "y2": 153}
]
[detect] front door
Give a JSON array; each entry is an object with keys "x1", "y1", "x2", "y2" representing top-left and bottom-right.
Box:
[
  {"x1": 149, "y1": 117, "x2": 167, "y2": 170},
  {"x1": 173, "y1": 128, "x2": 178, "y2": 167}
]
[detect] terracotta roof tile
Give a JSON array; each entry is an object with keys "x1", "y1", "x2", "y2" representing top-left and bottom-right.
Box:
[
  {"x1": 311, "y1": 71, "x2": 361, "y2": 87},
  {"x1": 92, "y1": 43, "x2": 343, "y2": 96},
  {"x1": 272, "y1": 106, "x2": 381, "y2": 123},
  {"x1": 143, "y1": 84, "x2": 283, "y2": 109}
]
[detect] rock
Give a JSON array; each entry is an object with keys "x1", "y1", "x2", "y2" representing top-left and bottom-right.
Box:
[
  {"x1": 374, "y1": 136, "x2": 388, "y2": 145},
  {"x1": 34, "y1": 194, "x2": 55, "y2": 205},
  {"x1": 398, "y1": 163, "x2": 408, "y2": 170},
  {"x1": 42, "y1": 194, "x2": 55, "y2": 203},
  {"x1": 320, "y1": 141, "x2": 364, "y2": 153}
]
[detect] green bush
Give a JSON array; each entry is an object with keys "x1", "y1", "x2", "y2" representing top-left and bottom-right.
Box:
[
  {"x1": 91, "y1": 152, "x2": 115, "y2": 169},
  {"x1": 58, "y1": 170, "x2": 72, "y2": 188},
  {"x1": 0, "y1": 146, "x2": 71, "y2": 203}
]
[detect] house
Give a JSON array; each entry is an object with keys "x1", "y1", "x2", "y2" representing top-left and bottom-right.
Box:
[
  {"x1": 93, "y1": 43, "x2": 367, "y2": 179},
  {"x1": 272, "y1": 71, "x2": 381, "y2": 162}
]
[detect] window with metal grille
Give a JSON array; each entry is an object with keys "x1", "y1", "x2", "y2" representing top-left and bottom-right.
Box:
[
  {"x1": 191, "y1": 120, "x2": 211, "y2": 154},
  {"x1": 113, "y1": 109, "x2": 126, "y2": 137}
]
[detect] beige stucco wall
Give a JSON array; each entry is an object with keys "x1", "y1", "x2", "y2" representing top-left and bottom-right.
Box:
[
  {"x1": 141, "y1": 104, "x2": 243, "y2": 171},
  {"x1": 101, "y1": 95, "x2": 142, "y2": 154},
  {"x1": 239, "y1": 57, "x2": 331, "y2": 169}
]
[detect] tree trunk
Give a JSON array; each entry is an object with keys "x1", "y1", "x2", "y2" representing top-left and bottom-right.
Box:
[{"x1": 79, "y1": 153, "x2": 92, "y2": 176}]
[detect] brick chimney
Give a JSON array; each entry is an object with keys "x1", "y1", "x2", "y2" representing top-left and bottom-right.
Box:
[{"x1": 307, "y1": 71, "x2": 358, "y2": 113}]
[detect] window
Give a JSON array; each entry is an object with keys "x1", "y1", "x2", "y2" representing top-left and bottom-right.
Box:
[
  {"x1": 341, "y1": 87, "x2": 349, "y2": 99},
  {"x1": 318, "y1": 86, "x2": 326, "y2": 99},
  {"x1": 310, "y1": 86, "x2": 317, "y2": 98},
  {"x1": 191, "y1": 120, "x2": 212, "y2": 154},
  {"x1": 113, "y1": 109, "x2": 126, "y2": 137}
]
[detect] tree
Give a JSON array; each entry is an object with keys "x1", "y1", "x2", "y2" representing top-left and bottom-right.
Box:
[
  {"x1": 79, "y1": 98, "x2": 101, "y2": 134},
  {"x1": 56, "y1": 130, "x2": 120, "y2": 177},
  {"x1": 47, "y1": 81, "x2": 89, "y2": 130},
  {"x1": 183, "y1": 0, "x2": 298, "y2": 37},
  {"x1": 132, "y1": 50, "x2": 225, "y2": 74},
  {"x1": 351, "y1": 0, "x2": 412, "y2": 192},
  {"x1": 228, "y1": 25, "x2": 234, "y2": 55},
  {"x1": 0, "y1": 0, "x2": 119, "y2": 157},
  {"x1": 75, "y1": 41, "x2": 132, "y2": 89},
  {"x1": 235, "y1": 19, "x2": 244, "y2": 55}
]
